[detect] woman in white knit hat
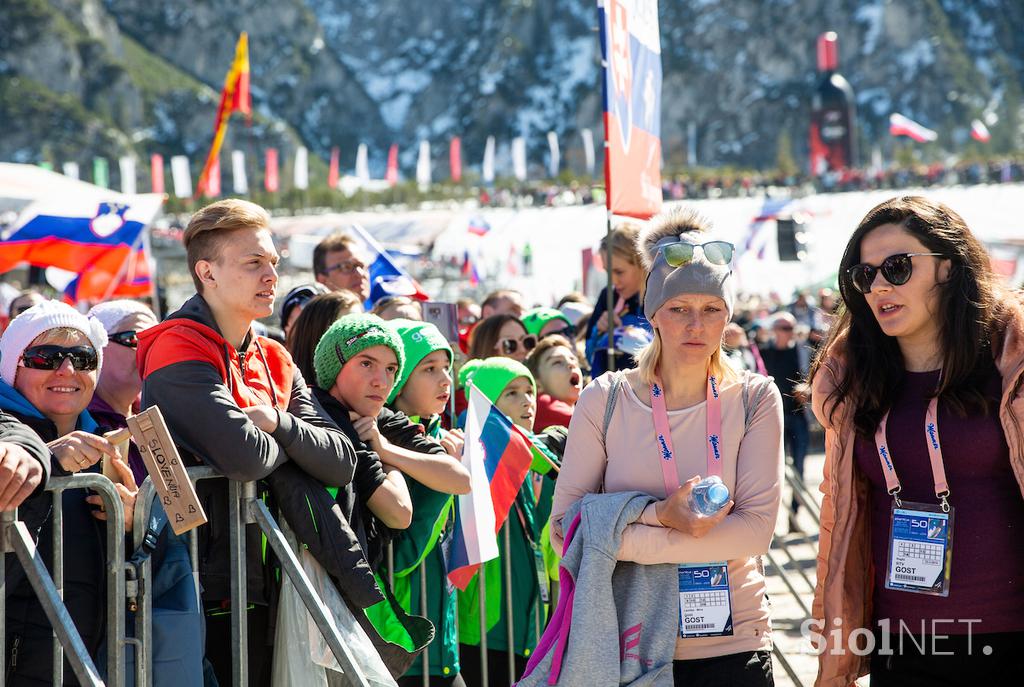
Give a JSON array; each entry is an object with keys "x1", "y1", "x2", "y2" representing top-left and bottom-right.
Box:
[{"x1": 0, "y1": 299, "x2": 138, "y2": 685}]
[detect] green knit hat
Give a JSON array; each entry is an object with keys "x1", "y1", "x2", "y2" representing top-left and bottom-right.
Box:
[
  {"x1": 461, "y1": 356, "x2": 535, "y2": 406},
  {"x1": 521, "y1": 307, "x2": 572, "y2": 336},
  {"x1": 313, "y1": 313, "x2": 405, "y2": 390},
  {"x1": 387, "y1": 319, "x2": 453, "y2": 404}
]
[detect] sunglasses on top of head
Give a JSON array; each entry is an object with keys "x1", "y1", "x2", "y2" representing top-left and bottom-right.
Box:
[
  {"x1": 658, "y1": 240, "x2": 734, "y2": 267},
  {"x1": 845, "y1": 252, "x2": 946, "y2": 294},
  {"x1": 108, "y1": 330, "x2": 139, "y2": 349},
  {"x1": 498, "y1": 336, "x2": 537, "y2": 355},
  {"x1": 20, "y1": 345, "x2": 99, "y2": 371}
]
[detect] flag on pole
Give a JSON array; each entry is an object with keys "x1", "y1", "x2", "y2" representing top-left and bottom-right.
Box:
[
  {"x1": 447, "y1": 384, "x2": 534, "y2": 590},
  {"x1": 195, "y1": 32, "x2": 251, "y2": 197},
  {"x1": 512, "y1": 137, "x2": 527, "y2": 181},
  {"x1": 386, "y1": 144, "x2": 399, "y2": 186},
  {"x1": 170, "y1": 156, "x2": 192, "y2": 198},
  {"x1": 971, "y1": 119, "x2": 991, "y2": 143},
  {"x1": 118, "y1": 157, "x2": 137, "y2": 195},
  {"x1": 416, "y1": 140, "x2": 431, "y2": 190},
  {"x1": 63, "y1": 241, "x2": 153, "y2": 305},
  {"x1": 599, "y1": 0, "x2": 663, "y2": 218},
  {"x1": 265, "y1": 148, "x2": 279, "y2": 192},
  {"x1": 150, "y1": 154, "x2": 164, "y2": 194},
  {"x1": 355, "y1": 144, "x2": 370, "y2": 183},
  {"x1": 62, "y1": 162, "x2": 80, "y2": 180},
  {"x1": 482, "y1": 136, "x2": 496, "y2": 184},
  {"x1": 231, "y1": 150, "x2": 248, "y2": 194},
  {"x1": 889, "y1": 113, "x2": 937, "y2": 142},
  {"x1": 581, "y1": 128, "x2": 595, "y2": 175},
  {"x1": 450, "y1": 137, "x2": 462, "y2": 183},
  {"x1": 547, "y1": 131, "x2": 560, "y2": 178},
  {"x1": 204, "y1": 154, "x2": 221, "y2": 198},
  {"x1": 93, "y1": 158, "x2": 110, "y2": 189},
  {"x1": 293, "y1": 146, "x2": 309, "y2": 190},
  {"x1": 328, "y1": 146, "x2": 340, "y2": 189},
  {"x1": 348, "y1": 223, "x2": 430, "y2": 307}
]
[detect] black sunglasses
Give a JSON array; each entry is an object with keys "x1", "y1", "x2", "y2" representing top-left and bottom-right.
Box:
[
  {"x1": 659, "y1": 240, "x2": 734, "y2": 267},
  {"x1": 21, "y1": 345, "x2": 98, "y2": 371},
  {"x1": 548, "y1": 324, "x2": 577, "y2": 340},
  {"x1": 108, "y1": 330, "x2": 139, "y2": 349},
  {"x1": 846, "y1": 253, "x2": 945, "y2": 294},
  {"x1": 498, "y1": 335, "x2": 537, "y2": 355}
]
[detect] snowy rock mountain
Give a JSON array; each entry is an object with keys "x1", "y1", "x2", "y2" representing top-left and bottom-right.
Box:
[{"x1": 1, "y1": 0, "x2": 1020, "y2": 176}]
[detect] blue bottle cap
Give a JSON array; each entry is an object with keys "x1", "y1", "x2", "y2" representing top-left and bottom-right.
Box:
[{"x1": 707, "y1": 483, "x2": 730, "y2": 506}]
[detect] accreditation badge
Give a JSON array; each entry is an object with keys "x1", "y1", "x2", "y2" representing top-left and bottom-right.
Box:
[
  {"x1": 884, "y1": 501, "x2": 954, "y2": 596},
  {"x1": 677, "y1": 563, "x2": 733, "y2": 638}
]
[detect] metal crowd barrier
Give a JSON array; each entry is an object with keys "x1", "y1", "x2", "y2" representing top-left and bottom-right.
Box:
[
  {"x1": 0, "y1": 472, "x2": 127, "y2": 687},
  {"x1": 131, "y1": 467, "x2": 371, "y2": 687}
]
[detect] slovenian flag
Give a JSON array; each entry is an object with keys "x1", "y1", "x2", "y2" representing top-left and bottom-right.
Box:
[
  {"x1": 348, "y1": 222, "x2": 429, "y2": 307},
  {"x1": 447, "y1": 384, "x2": 534, "y2": 590},
  {"x1": 467, "y1": 215, "x2": 491, "y2": 236}
]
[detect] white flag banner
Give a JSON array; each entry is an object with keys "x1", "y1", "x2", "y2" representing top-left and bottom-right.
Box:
[
  {"x1": 512, "y1": 137, "x2": 527, "y2": 181},
  {"x1": 416, "y1": 140, "x2": 431, "y2": 190},
  {"x1": 581, "y1": 128, "x2": 595, "y2": 175},
  {"x1": 118, "y1": 157, "x2": 137, "y2": 195},
  {"x1": 547, "y1": 131, "x2": 560, "y2": 178},
  {"x1": 170, "y1": 155, "x2": 192, "y2": 198},
  {"x1": 231, "y1": 150, "x2": 249, "y2": 194},
  {"x1": 294, "y1": 146, "x2": 309, "y2": 190},
  {"x1": 62, "y1": 162, "x2": 80, "y2": 180},
  {"x1": 482, "y1": 136, "x2": 496, "y2": 184},
  {"x1": 355, "y1": 144, "x2": 370, "y2": 183}
]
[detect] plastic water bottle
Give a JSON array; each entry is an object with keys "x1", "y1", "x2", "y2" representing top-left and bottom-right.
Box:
[{"x1": 689, "y1": 476, "x2": 730, "y2": 515}]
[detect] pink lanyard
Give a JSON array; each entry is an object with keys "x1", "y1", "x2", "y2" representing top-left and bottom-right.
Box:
[
  {"x1": 649, "y1": 374, "x2": 723, "y2": 496},
  {"x1": 874, "y1": 396, "x2": 951, "y2": 512}
]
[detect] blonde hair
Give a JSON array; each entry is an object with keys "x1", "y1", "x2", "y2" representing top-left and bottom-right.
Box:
[
  {"x1": 600, "y1": 222, "x2": 644, "y2": 266},
  {"x1": 183, "y1": 199, "x2": 271, "y2": 292},
  {"x1": 636, "y1": 329, "x2": 737, "y2": 386}
]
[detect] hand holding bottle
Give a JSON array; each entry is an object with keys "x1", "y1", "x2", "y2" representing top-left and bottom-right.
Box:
[{"x1": 654, "y1": 475, "x2": 734, "y2": 538}]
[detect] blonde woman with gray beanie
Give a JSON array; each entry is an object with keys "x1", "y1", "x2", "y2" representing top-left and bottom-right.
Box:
[{"x1": 552, "y1": 208, "x2": 784, "y2": 686}]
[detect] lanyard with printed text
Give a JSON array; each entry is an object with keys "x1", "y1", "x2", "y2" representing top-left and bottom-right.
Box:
[
  {"x1": 650, "y1": 373, "x2": 723, "y2": 496},
  {"x1": 874, "y1": 395, "x2": 951, "y2": 512}
]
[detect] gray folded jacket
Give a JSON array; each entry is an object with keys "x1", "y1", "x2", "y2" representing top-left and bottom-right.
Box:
[{"x1": 517, "y1": 491, "x2": 678, "y2": 687}]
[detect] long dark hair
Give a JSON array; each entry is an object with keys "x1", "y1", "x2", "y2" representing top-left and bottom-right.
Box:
[
  {"x1": 468, "y1": 314, "x2": 527, "y2": 361},
  {"x1": 810, "y1": 195, "x2": 1004, "y2": 436},
  {"x1": 286, "y1": 291, "x2": 362, "y2": 385}
]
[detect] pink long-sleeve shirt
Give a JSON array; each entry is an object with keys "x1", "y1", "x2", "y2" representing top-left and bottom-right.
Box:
[{"x1": 551, "y1": 370, "x2": 784, "y2": 661}]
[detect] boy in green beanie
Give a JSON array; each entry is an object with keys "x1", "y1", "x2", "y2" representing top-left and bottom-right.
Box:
[
  {"x1": 386, "y1": 319, "x2": 473, "y2": 686},
  {"x1": 455, "y1": 357, "x2": 564, "y2": 687}
]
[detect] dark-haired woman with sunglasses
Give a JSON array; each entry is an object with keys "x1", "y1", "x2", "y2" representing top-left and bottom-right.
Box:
[
  {"x1": 468, "y1": 314, "x2": 536, "y2": 363},
  {"x1": 0, "y1": 301, "x2": 138, "y2": 685},
  {"x1": 809, "y1": 196, "x2": 1024, "y2": 687}
]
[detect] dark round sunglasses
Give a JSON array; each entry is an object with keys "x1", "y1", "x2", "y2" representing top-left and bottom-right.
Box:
[
  {"x1": 498, "y1": 335, "x2": 537, "y2": 355},
  {"x1": 21, "y1": 344, "x2": 99, "y2": 371},
  {"x1": 846, "y1": 253, "x2": 945, "y2": 294},
  {"x1": 659, "y1": 240, "x2": 734, "y2": 267},
  {"x1": 108, "y1": 330, "x2": 139, "y2": 349}
]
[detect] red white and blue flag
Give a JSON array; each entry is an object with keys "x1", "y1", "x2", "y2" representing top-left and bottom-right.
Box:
[
  {"x1": 467, "y1": 215, "x2": 491, "y2": 237},
  {"x1": 0, "y1": 195, "x2": 162, "y2": 303},
  {"x1": 348, "y1": 223, "x2": 430, "y2": 306},
  {"x1": 599, "y1": 0, "x2": 662, "y2": 219},
  {"x1": 889, "y1": 113, "x2": 938, "y2": 143},
  {"x1": 447, "y1": 384, "x2": 534, "y2": 590}
]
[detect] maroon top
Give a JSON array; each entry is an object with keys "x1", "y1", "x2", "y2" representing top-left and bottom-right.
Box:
[
  {"x1": 853, "y1": 363, "x2": 1024, "y2": 634},
  {"x1": 534, "y1": 393, "x2": 574, "y2": 432}
]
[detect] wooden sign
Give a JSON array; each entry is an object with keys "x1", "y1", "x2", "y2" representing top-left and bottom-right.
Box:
[
  {"x1": 102, "y1": 428, "x2": 131, "y2": 484},
  {"x1": 126, "y1": 406, "x2": 207, "y2": 535}
]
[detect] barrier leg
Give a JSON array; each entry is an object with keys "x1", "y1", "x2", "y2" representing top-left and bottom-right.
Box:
[
  {"x1": 764, "y1": 551, "x2": 812, "y2": 618},
  {"x1": 249, "y1": 500, "x2": 371, "y2": 687},
  {"x1": 229, "y1": 480, "x2": 249, "y2": 687},
  {"x1": 420, "y1": 561, "x2": 429, "y2": 686},
  {"x1": 9, "y1": 519, "x2": 104, "y2": 686},
  {"x1": 772, "y1": 645, "x2": 805, "y2": 687},
  {"x1": 1, "y1": 510, "x2": 12, "y2": 686},
  {"x1": 52, "y1": 492, "x2": 64, "y2": 686}
]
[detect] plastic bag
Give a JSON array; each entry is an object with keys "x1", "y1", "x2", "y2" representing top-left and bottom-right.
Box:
[{"x1": 272, "y1": 548, "x2": 397, "y2": 687}]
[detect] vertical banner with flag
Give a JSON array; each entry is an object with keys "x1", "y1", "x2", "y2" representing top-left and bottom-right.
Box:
[
  {"x1": 482, "y1": 136, "x2": 496, "y2": 184},
  {"x1": 118, "y1": 157, "x2": 137, "y2": 195},
  {"x1": 93, "y1": 158, "x2": 110, "y2": 189},
  {"x1": 512, "y1": 137, "x2": 527, "y2": 181},
  {"x1": 385, "y1": 144, "x2": 399, "y2": 186},
  {"x1": 294, "y1": 146, "x2": 309, "y2": 190},
  {"x1": 170, "y1": 156, "x2": 192, "y2": 198},
  {"x1": 450, "y1": 137, "x2": 462, "y2": 183},
  {"x1": 599, "y1": 0, "x2": 662, "y2": 218},
  {"x1": 447, "y1": 384, "x2": 534, "y2": 590},
  {"x1": 195, "y1": 32, "x2": 251, "y2": 198},
  {"x1": 204, "y1": 154, "x2": 221, "y2": 198},
  {"x1": 416, "y1": 140, "x2": 431, "y2": 190},
  {"x1": 581, "y1": 128, "x2": 596, "y2": 175},
  {"x1": 265, "y1": 149, "x2": 279, "y2": 192},
  {"x1": 328, "y1": 146, "x2": 340, "y2": 189},
  {"x1": 150, "y1": 154, "x2": 165, "y2": 194},
  {"x1": 547, "y1": 131, "x2": 560, "y2": 178},
  {"x1": 355, "y1": 144, "x2": 370, "y2": 183},
  {"x1": 231, "y1": 151, "x2": 248, "y2": 194},
  {"x1": 62, "y1": 162, "x2": 80, "y2": 180}
]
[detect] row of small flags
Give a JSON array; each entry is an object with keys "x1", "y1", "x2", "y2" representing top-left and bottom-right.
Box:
[
  {"x1": 55, "y1": 130, "x2": 598, "y2": 199},
  {"x1": 889, "y1": 112, "x2": 992, "y2": 144}
]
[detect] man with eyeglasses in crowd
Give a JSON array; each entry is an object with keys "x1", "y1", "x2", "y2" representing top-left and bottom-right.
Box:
[{"x1": 313, "y1": 232, "x2": 371, "y2": 303}]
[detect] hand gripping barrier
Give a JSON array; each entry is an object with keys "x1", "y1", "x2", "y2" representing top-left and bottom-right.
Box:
[
  {"x1": 0, "y1": 472, "x2": 127, "y2": 687},
  {"x1": 131, "y1": 467, "x2": 371, "y2": 687}
]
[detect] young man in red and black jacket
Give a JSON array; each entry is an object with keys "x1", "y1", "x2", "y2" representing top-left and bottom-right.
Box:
[{"x1": 137, "y1": 199, "x2": 357, "y2": 686}]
